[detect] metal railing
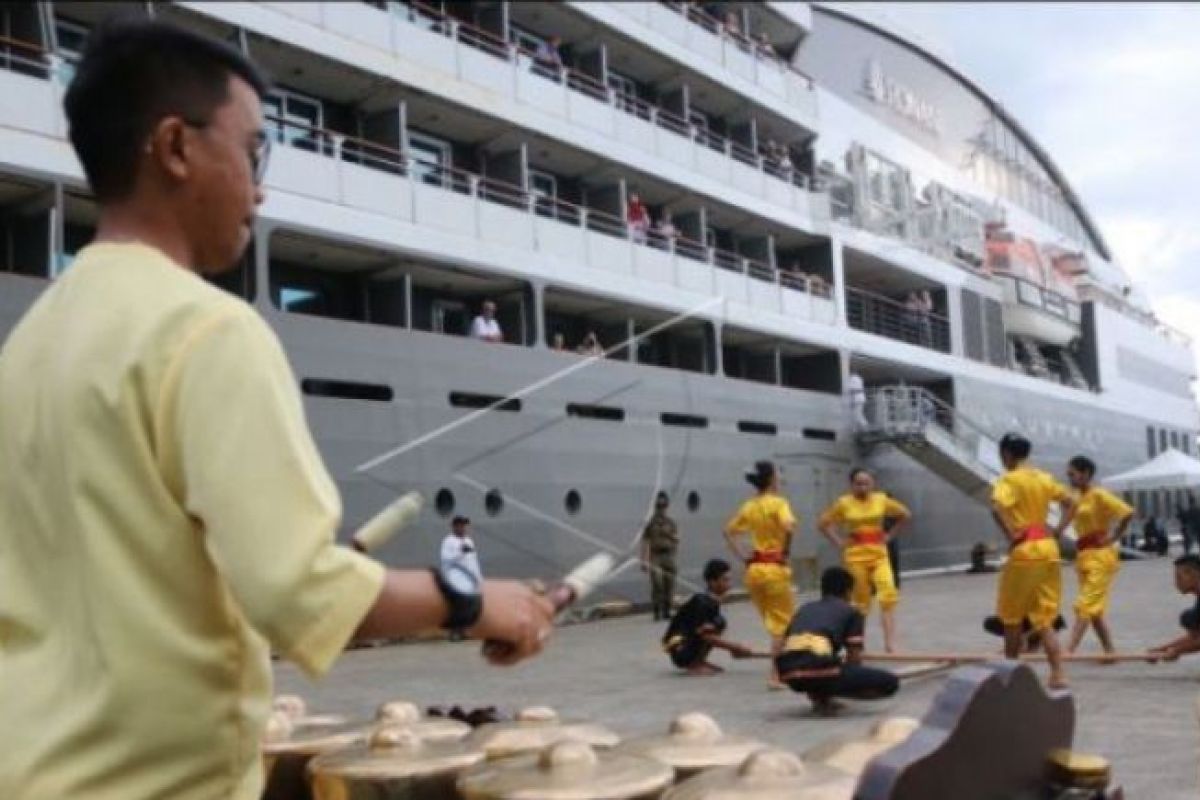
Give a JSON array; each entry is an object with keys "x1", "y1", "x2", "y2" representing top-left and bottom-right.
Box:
[
  {"x1": 256, "y1": 115, "x2": 825, "y2": 297},
  {"x1": 845, "y1": 287, "x2": 951, "y2": 353},
  {"x1": 393, "y1": 1, "x2": 814, "y2": 192},
  {"x1": 861, "y1": 386, "x2": 1000, "y2": 478},
  {"x1": 0, "y1": 34, "x2": 52, "y2": 79}
]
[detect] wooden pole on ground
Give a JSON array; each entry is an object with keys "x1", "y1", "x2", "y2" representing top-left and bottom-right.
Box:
[{"x1": 860, "y1": 651, "x2": 1157, "y2": 665}]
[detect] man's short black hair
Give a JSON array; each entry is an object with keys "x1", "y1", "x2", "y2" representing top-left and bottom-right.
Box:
[
  {"x1": 64, "y1": 17, "x2": 270, "y2": 202},
  {"x1": 1068, "y1": 455, "x2": 1096, "y2": 477},
  {"x1": 702, "y1": 559, "x2": 731, "y2": 584},
  {"x1": 1174, "y1": 554, "x2": 1200, "y2": 574},
  {"x1": 999, "y1": 432, "x2": 1032, "y2": 461},
  {"x1": 820, "y1": 566, "x2": 854, "y2": 598}
]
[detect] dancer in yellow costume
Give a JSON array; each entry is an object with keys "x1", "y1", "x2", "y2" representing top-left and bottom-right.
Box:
[
  {"x1": 991, "y1": 433, "x2": 1076, "y2": 689},
  {"x1": 1064, "y1": 455, "x2": 1133, "y2": 657},
  {"x1": 818, "y1": 468, "x2": 910, "y2": 653},
  {"x1": 724, "y1": 460, "x2": 797, "y2": 688}
]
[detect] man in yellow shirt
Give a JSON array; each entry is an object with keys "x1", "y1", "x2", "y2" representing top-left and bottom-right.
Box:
[
  {"x1": 990, "y1": 433, "x2": 1075, "y2": 689},
  {"x1": 0, "y1": 20, "x2": 553, "y2": 800}
]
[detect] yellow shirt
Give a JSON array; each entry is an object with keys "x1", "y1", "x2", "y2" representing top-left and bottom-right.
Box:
[
  {"x1": 819, "y1": 492, "x2": 909, "y2": 533},
  {"x1": 992, "y1": 464, "x2": 1070, "y2": 532},
  {"x1": 1073, "y1": 486, "x2": 1133, "y2": 537},
  {"x1": 727, "y1": 493, "x2": 797, "y2": 553},
  {"x1": 0, "y1": 243, "x2": 385, "y2": 800}
]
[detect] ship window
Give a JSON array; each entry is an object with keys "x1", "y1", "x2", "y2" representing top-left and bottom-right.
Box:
[
  {"x1": 1159, "y1": 429, "x2": 1168, "y2": 453},
  {"x1": 263, "y1": 87, "x2": 326, "y2": 153},
  {"x1": 435, "y1": 489, "x2": 455, "y2": 517},
  {"x1": 301, "y1": 379, "x2": 393, "y2": 402},
  {"x1": 564, "y1": 489, "x2": 581, "y2": 515},
  {"x1": 802, "y1": 428, "x2": 836, "y2": 441},
  {"x1": 485, "y1": 489, "x2": 504, "y2": 516},
  {"x1": 54, "y1": 17, "x2": 89, "y2": 83},
  {"x1": 529, "y1": 169, "x2": 557, "y2": 217},
  {"x1": 661, "y1": 412, "x2": 707, "y2": 429},
  {"x1": 607, "y1": 70, "x2": 639, "y2": 110},
  {"x1": 687, "y1": 491, "x2": 701, "y2": 513},
  {"x1": 566, "y1": 403, "x2": 625, "y2": 422},
  {"x1": 408, "y1": 130, "x2": 452, "y2": 187},
  {"x1": 1147, "y1": 426, "x2": 1157, "y2": 457},
  {"x1": 449, "y1": 392, "x2": 521, "y2": 412},
  {"x1": 737, "y1": 421, "x2": 777, "y2": 435}
]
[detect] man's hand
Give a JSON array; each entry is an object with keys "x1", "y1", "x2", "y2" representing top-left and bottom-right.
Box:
[
  {"x1": 730, "y1": 643, "x2": 755, "y2": 659},
  {"x1": 470, "y1": 580, "x2": 555, "y2": 666}
]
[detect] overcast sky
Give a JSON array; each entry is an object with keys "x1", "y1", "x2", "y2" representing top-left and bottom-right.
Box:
[{"x1": 833, "y1": 2, "x2": 1200, "y2": 392}]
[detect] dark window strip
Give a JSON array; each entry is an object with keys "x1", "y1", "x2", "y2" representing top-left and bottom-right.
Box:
[
  {"x1": 737, "y1": 420, "x2": 778, "y2": 435},
  {"x1": 301, "y1": 378, "x2": 393, "y2": 402},
  {"x1": 803, "y1": 427, "x2": 836, "y2": 441},
  {"x1": 450, "y1": 391, "x2": 522, "y2": 412},
  {"x1": 567, "y1": 403, "x2": 625, "y2": 422},
  {"x1": 661, "y1": 412, "x2": 708, "y2": 429}
]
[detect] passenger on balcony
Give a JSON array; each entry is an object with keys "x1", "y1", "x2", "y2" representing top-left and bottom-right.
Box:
[
  {"x1": 469, "y1": 299, "x2": 504, "y2": 343},
  {"x1": 809, "y1": 274, "x2": 831, "y2": 298},
  {"x1": 918, "y1": 289, "x2": 935, "y2": 347},
  {"x1": 847, "y1": 372, "x2": 867, "y2": 430},
  {"x1": 755, "y1": 33, "x2": 776, "y2": 60},
  {"x1": 532, "y1": 35, "x2": 564, "y2": 78},
  {"x1": 577, "y1": 330, "x2": 604, "y2": 357},
  {"x1": 626, "y1": 192, "x2": 649, "y2": 243},
  {"x1": 722, "y1": 10, "x2": 742, "y2": 38},
  {"x1": 903, "y1": 291, "x2": 923, "y2": 344},
  {"x1": 654, "y1": 212, "x2": 679, "y2": 249}
]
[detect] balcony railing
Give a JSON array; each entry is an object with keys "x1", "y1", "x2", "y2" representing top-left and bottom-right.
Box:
[
  {"x1": 249, "y1": 116, "x2": 835, "y2": 319},
  {"x1": 845, "y1": 287, "x2": 951, "y2": 353},
  {"x1": 656, "y1": 1, "x2": 815, "y2": 90},
  {"x1": 0, "y1": 35, "x2": 52, "y2": 79},
  {"x1": 392, "y1": 1, "x2": 814, "y2": 193}
]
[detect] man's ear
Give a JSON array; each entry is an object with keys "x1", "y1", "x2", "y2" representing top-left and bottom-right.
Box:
[{"x1": 147, "y1": 116, "x2": 194, "y2": 184}]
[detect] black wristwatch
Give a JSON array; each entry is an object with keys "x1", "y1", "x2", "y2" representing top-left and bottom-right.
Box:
[{"x1": 430, "y1": 563, "x2": 484, "y2": 631}]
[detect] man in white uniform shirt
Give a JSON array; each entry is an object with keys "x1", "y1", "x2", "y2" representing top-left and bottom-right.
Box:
[
  {"x1": 470, "y1": 300, "x2": 504, "y2": 343},
  {"x1": 442, "y1": 516, "x2": 483, "y2": 583}
]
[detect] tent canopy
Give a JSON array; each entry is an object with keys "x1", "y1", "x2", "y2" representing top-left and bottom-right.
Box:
[{"x1": 1101, "y1": 449, "x2": 1200, "y2": 492}]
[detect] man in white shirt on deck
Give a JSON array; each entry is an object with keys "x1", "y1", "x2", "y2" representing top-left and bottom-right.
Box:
[
  {"x1": 442, "y1": 516, "x2": 483, "y2": 583},
  {"x1": 469, "y1": 300, "x2": 503, "y2": 343},
  {"x1": 847, "y1": 372, "x2": 868, "y2": 430}
]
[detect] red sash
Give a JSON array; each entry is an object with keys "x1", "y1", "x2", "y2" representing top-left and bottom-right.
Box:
[
  {"x1": 1076, "y1": 531, "x2": 1107, "y2": 551},
  {"x1": 850, "y1": 528, "x2": 885, "y2": 546},
  {"x1": 749, "y1": 550, "x2": 786, "y2": 565},
  {"x1": 1016, "y1": 524, "x2": 1049, "y2": 545}
]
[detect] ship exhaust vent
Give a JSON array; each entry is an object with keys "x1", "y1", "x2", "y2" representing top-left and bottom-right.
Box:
[
  {"x1": 737, "y1": 421, "x2": 778, "y2": 435},
  {"x1": 802, "y1": 428, "x2": 837, "y2": 441},
  {"x1": 566, "y1": 403, "x2": 625, "y2": 422},
  {"x1": 301, "y1": 379, "x2": 393, "y2": 402},
  {"x1": 660, "y1": 412, "x2": 708, "y2": 429},
  {"x1": 449, "y1": 392, "x2": 522, "y2": 412}
]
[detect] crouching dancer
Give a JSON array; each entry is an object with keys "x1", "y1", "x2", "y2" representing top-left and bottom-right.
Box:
[
  {"x1": 776, "y1": 567, "x2": 898, "y2": 716},
  {"x1": 663, "y1": 559, "x2": 755, "y2": 675}
]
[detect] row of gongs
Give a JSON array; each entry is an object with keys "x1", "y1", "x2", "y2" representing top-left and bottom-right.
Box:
[{"x1": 262, "y1": 695, "x2": 922, "y2": 799}]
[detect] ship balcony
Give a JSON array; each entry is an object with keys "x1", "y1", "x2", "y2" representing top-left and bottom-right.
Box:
[
  {"x1": 568, "y1": 2, "x2": 818, "y2": 131},
  {"x1": 845, "y1": 287, "x2": 951, "y2": 355},
  {"x1": 258, "y1": 123, "x2": 838, "y2": 325},
  {"x1": 0, "y1": 37, "x2": 65, "y2": 143}
]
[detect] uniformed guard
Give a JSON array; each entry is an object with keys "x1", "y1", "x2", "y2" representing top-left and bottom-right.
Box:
[{"x1": 641, "y1": 492, "x2": 681, "y2": 620}]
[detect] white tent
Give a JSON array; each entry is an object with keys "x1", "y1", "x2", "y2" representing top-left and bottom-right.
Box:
[{"x1": 1101, "y1": 449, "x2": 1200, "y2": 491}]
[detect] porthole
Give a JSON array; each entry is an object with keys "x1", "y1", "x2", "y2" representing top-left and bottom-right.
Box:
[
  {"x1": 435, "y1": 488, "x2": 455, "y2": 517},
  {"x1": 565, "y1": 489, "x2": 582, "y2": 516},
  {"x1": 687, "y1": 491, "x2": 701, "y2": 513},
  {"x1": 485, "y1": 489, "x2": 504, "y2": 517}
]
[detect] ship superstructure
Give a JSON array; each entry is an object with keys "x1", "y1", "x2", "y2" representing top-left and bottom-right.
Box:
[{"x1": 0, "y1": 1, "x2": 1195, "y2": 599}]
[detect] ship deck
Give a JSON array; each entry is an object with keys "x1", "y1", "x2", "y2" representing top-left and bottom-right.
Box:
[{"x1": 276, "y1": 558, "x2": 1199, "y2": 797}]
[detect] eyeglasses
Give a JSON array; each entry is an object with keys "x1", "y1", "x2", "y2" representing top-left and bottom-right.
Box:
[{"x1": 182, "y1": 117, "x2": 271, "y2": 186}]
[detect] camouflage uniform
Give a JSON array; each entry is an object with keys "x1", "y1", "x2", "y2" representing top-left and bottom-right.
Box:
[{"x1": 642, "y1": 510, "x2": 680, "y2": 620}]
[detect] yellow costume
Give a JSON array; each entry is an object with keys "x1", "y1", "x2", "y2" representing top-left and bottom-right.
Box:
[
  {"x1": 820, "y1": 492, "x2": 909, "y2": 614},
  {"x1": 0, "y1": 244, "x2": 384, "y2": 799},
  {"x1": 727, "y1": 493, "x2": 796, "y2": 637},
  {"x1": 1071, "y1": 486, "x2": 1132, "y2": 620},
  {"x1": 992, "y1": 465, "x2": 1070, "y2": 631}
]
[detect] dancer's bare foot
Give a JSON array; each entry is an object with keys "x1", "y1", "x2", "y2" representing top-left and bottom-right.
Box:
[
  {"x1": 1046, "y1": 675, "x2": 1070, "y2": 691},
  {"x1": 766, "y1": 678, "x2": 786, "y2": 691}
]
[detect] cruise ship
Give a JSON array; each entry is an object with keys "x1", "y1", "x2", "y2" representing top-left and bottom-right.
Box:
[{"x1": 2, "y1": 2, "x2": 1196, "y2": 602}]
